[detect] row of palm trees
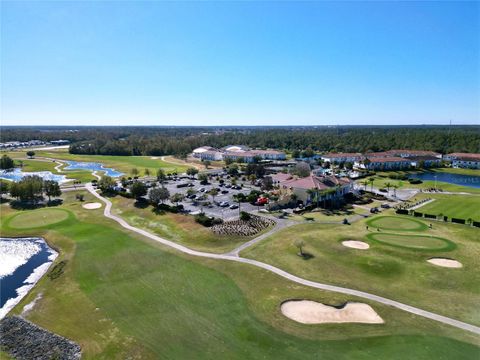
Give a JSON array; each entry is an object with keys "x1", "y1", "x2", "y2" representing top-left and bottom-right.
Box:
[
  {"x1": 360, "y1": 177, "x2": 399, "y2": 197},
  {"x1": 306, "y1": 185, "x2": 342, "y2": 208}
]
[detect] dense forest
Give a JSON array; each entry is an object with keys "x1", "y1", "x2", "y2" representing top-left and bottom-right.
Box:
[{"x1": 1, "y1": 126, "x2": 479, "y2": 156}]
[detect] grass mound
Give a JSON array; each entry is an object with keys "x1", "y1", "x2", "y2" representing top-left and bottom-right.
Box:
[
  {"x1": 6, "y1": 208, "x2": 70, "y2": 229},
  {"x1": 367, "y1": 233, "x2": 455, "y2": 251},
  {"x1": 366, "y1": 216, "x2": 427, "y2": 232}
]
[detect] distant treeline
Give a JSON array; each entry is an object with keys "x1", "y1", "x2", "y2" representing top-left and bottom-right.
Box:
[{"x1": 1, "y1": 126, "x2": 479, "y2": 157}]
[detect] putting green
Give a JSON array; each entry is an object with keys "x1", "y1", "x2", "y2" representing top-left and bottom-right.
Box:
[
  {"x1": 367, "y1": 233, "x2": 455, "y2": 251},
  {"x1": 366, "y1": 216, "x2": 428, "y2": 231},
  {"x1": 7, "y1": 208, "x2": 70, "y2": 229}
]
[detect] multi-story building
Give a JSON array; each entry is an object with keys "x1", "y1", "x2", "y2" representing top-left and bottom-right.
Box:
[
  {"x1": 192, "y1": 145, "x2": 286, "y2": 163},
  {"x1": 359, "y1": 157, "x2": 412, "y2": 171},
  {"x1": 321, "y1": 153, "x2": 364, "y2": 164}
]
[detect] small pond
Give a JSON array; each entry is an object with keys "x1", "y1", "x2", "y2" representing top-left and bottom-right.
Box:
[
  {"x1": 0, "y1": 169, "x2": 68, "y2": 183},
  {"x1": 0, "y1": 237, "x2": 58, "y2": 319},
  {"x1": 409, "y1": 171, "x2": 480, "y2": 189},
  {"x1": 63, "y1": 161, "x2": 123, "y2": 177}
]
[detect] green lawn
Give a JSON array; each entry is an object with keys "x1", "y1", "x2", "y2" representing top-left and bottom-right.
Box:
[
  {"x1": 367, "y1": 233, "x2": 455, "y2": 251},
  {"x1": 366, "y1": 216, "x2": 428, "y2": 231},
  {"x1": 242, "y1": 212, "x2": 480, "y2": 327},
  {"x1": 413, "y1": 194, "x2": 480, "y2": 221},
  {"x1": 13, "y1": 159, "x2": 94, "y2": 183},
  {"x1": 6, "y1": 208, "x2": 71, "y2": 229},
  {"x1": 1, "y1": 194, "x2": 479, "y2": 358}
]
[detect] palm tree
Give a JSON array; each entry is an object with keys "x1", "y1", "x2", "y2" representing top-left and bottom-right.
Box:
[
  {"x1": 392, "y1": 184, "x2": 399, "y2": 197},
  {"x1": 368, "y1": 177, "x2": 375, "y2": 192},
  {"x1": 384, "y1": 182, "x2": 393, "y2": 194},
  {"x1": 209, "y1": 188, "x2": 219, "y2": 205},
  {"x1": 232, "y1": 193, "x2": 242, "y2": 216},
  {"x1": 361, "y1": 180, "x2": 369, "y2": 191}
]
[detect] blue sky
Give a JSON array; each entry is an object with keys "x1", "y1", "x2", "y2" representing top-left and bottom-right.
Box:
[{"x1": 1, "y1": 1, "x2": 478, "y2": 126}]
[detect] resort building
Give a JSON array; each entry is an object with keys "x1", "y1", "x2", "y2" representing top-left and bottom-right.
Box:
[
  {"x1": 385, "y1": 149, "x2": 442, "y2": 158},
  {"x1": 444, "y1": 153, "x2": 480, "y2": 169},
  {"x1": 321, "y1": 153, "x2": 364, "y2": 164},
  {"x1": 358, "y1": 157, "x2": 412, "y2": 171},
  {"x1": 192, "y1": 145, "x2": 286, "y2": 163},
  {"x1": 278, "y1": 174, "x2": 353, "y2": 204},
  {"x1": 406, "y1": 156, "x2": 442, "y2": 168}
]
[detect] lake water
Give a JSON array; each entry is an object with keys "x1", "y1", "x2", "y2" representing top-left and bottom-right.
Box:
[
  {"x1": 410, "y1": 172, "x2": 480, "y2": 189},
  {"x1": 0, "y1": 169, "x2": 68, "y2": 183},
  {"x1": 64, "y1": 161, "x2": 123, "y2": 177},
  {"x1": 0, "y1": 237, "x2": 58, "y2": 319}
]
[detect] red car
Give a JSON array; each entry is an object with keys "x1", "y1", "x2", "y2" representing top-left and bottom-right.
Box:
[{"x1": 256, "y1": 197, "x2": 268, "y2": 205}]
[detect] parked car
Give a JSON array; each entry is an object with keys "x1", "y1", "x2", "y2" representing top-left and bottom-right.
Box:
[
  {"x1": 381, "y1": 203, "x2": 391, "y2": 209},
  {"x1": 221, "y1": 190, "x2": 229, "y2": 194},
  {"x1": 370, "y1": 207, "x2": 379, "y2": 213},
  {"x1": 229, "y1": 204, "x2": 239, "y2": 209},
  {"x1": 219, "y1": 201, "x2": 229, "y2": 207},
  {"x1": 199, "y1": 187, "x2": 206, "y2": 192}
]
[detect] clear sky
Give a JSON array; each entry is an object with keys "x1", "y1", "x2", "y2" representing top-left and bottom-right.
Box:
[{"x1": 1, "y1": 1, "x2": 478, "y2": 126}]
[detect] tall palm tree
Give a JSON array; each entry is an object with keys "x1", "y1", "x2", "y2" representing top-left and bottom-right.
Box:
[
  {"x1": 392, "y1": 184, "x2": 399, "y2": 197},
  {"x1": 368, "y1": 177, "x2": 375, "y2": 192},
  {"x1": 384, "y1": 182, "x2": 393, "y2": 194},
  {"x1": 232, "y1": 193, "x2": 242, "y2": 216},
  {"x1": 361, "y1": 180, "x2": 369, "y2": 191}
]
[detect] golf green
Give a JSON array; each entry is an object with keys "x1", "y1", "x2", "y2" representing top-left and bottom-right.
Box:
[
  {"x1": 366, "y1": 216, "x2": 428, "y2": 231},
  {"x1": 6, "y1": 208, "x2": 71, "y2": 229},
  {"x1": 367, "y1": 233, "x2": 455, "y2": 251}
]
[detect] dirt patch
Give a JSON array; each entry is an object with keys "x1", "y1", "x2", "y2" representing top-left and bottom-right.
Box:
[
  {"x1": 427, "y1": 258, "x2": 463, "y2": 268},
  {"x1": 82, "y1": 202, "x2": 102, "y2": 210},
  {"x1": 281, "y1": 300, "x2": 384, "y2": 324},
  {"x1": 342, "y1": 240, "x2": 370, "y2": 250}
]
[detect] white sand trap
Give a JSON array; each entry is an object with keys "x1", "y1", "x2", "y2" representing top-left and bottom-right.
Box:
[
  {"x1": 150, "y1": 157, "x2": 159, "y2": 159},
  {"x1": 427, "y1": 258, "x2": 463, "y2": 268},
  {"x1": 82, "y1": 202, "x2": 102, "y2": 210},
  {"x1": 342, "y1": 240, "x2": 370, "y2": 250},
  {"x1": 281, "y1": 300, "x2": 384, "y2": 324}
]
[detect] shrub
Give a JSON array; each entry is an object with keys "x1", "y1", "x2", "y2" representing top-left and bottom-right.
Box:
[
  {"x1": 451, "y1": 218, "x2": 466, "y2": 224},
  {"x1": 240, "y1": 211, "x2": 251, "y2": 221},
  {"x1": 472, "y1": 221, "x2": 480, "y2": 228},
  {"x1": 413, "y1": 211, "x2": 423, "y2": 217},
  {"x1": 424, "y1": 213, "x2": 436, "y2": 219},
  {"x1": 195, "y1": 213, "x2": 215, "y2": 227},
  {"x1": 396, "y1": 209, "x2": 408, "y2": 215},
  {"x1": 408, "y1": 178, "x2": 423, "y2": 184}
]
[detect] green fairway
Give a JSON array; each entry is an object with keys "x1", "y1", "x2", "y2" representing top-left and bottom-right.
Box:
[
  {"x1": 6, "y1": 208, "x2": 71, "y2": 229},
  {"x1": 415, "y1": 194, "x2": 480, "y2": 221},
  {"x1": 367, "y1": 233, "x2": 455, "y2": 251},
  {"x1": 1, "y1": 194, "x2": 479, "y2": 358},
  {"x1": 13, "y1": 159, "x2": 95, "y2": 183},
  {"x1": 366, "y1": 216, "x2": 428, "y2": 231}
]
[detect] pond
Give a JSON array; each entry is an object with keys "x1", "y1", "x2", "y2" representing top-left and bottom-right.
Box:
[
  {"x1": 410, "y1": 171, "x2": 480, "y2": 189},
  {"x1": 63, "y1": 161, "x2": 123, "y2": 177},
  {"x1": 0, "y1": 237, "x2": 58, "y2": 319},
  {"x1": 0, "y1": 169, "x2": 68, "y2": 183}
]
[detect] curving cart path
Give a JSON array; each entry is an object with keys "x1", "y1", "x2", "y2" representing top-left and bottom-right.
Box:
[{"x1": 85, "y1": 179, "x2": 480, "y2": 336}]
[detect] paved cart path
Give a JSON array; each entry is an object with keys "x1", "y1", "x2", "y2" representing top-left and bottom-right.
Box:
[{"x1": 85, "y1": 180, "x2": 480, "y2": 336}]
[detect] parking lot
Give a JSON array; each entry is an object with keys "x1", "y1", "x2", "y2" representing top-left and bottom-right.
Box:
[{"x1": 152, "y1": 175, "x2": 263, "y2": 220}]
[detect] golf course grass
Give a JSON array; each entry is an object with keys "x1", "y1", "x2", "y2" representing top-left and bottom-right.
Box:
[
  {"x1": 1, "y1": 193, "x2": 479, "y2": 358},
  {"x1": 12, "y1": 159, "x2": 95, "y2": 183},
  {"x1": 367, "y1": 233, "x2": 455, "y2": 251},
  {"x1": 242, "y1": 212, "x2": 480, "y2": 327},
  {"x1": 6, "y1": 208, "x2": 71, "y2": 229},
  {"x1": 413, "y1": 194, "x2": 480, "y2": 221},
  {"x1": 109, "y1": 195, "x2": 269, "y2": 253},
  {"x1": 366, "y1": 216, "x2": 428, "y2": 231}
]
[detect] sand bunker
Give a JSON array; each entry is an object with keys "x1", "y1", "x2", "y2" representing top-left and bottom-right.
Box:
[
  {"x1": 82, "y1": 202, "x2": 102, "y2": 210},
  {"x1": 281, "y1": 300, "x2": 384, "y2": 324},
  {"x1": 342, "y1": 240, "x2": 370, "y2": 250},
  {"x1": 150, "y1": 157, "x2": 159, "y2": 159},
  {"x1": 427, "y1": 258, "x2": 463, "y2": 268}
]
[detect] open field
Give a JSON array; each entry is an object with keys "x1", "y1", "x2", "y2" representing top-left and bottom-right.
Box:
[
  {"x1": 1, "y1": 192, "x2": 479, "y2": 358},
  {"x1": 412, "y1": 194, "x2": 480, "y2": 221},
  {"x1": 242, "y1": 212, "x2": 480, "y2": 327},
  {"x1": 3, "y1": 148, "x2": 189, "y2": 176}
]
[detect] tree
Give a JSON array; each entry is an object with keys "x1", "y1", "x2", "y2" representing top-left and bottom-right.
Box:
[
  {"x1": 0, "y1": 180, "x2": 9, "y2": 199},
  {"x1": 156, "y1": 169, "x2": 166, "y2": 184},
  {"x1": 75, "y1": 193, "x2": 85, "y2": 202},
  {"x1": 291, "y1": 149, "x2": 301, "y2": 159},
  {"x1": 261, "y1": 176, "x2": 273, "y2": 191},
  {"x1": 43, "y1": 180, "x2": 62, "y2": 202},
  {"x1": 203, "y1": 160, "x2": 211, "y2": 169},
  {"x1": 384, "y1": 182, "x2": 393, "y2": 194},
  {"x1": 149, "y1": 186, "x2": 170, "y2": 205},
  {"x1": 144, "y1": 168, "x2": 150, "y2": 176},
  {"x1": 131, "y1": 168, "x2": 139, "y2": 177},
  {"x1": 208, "y1": 188, "x2": 219, "y2": 204},
  {"x1": 98, "y1": 176, "x2": 116, "y2": 194},
  {"x1": 198, "y1": 173, "x2": 208, "y2": 185},
  {"x1": 361, "y1": 180, "x2": 369, "y2": 191},
  {"x1": 392, "y1": 184, "x2": 399, "y2": 197},
  {"x1": 294, "y1": 162, "x2": 311, "y2": 177},
  {"x1": 232, "y1": 193, "x2": 243, "y2": 216},
  {"x1": 170, "y1": 192, "x2": 184, "y2": 206},
  {"x1": 26, "y1": 151, "x2": 35, "y2": 159},
  {"x1": 368, "y1": 177, "x2": 375, "y2": 192},
  {"x1": 130, "y1": 181, "x2": 147, "y2": 199},
  {"x1": 240, "y1": 211, "x2": 251, "y2": 221},
  {"x1": 294, "y1": 239, "x2": 305, "y2": 256},
  {"x1": 0, "y1": 155, "x2": 15, "y2": 170},
  {"x1": 11, "y1": 175, "x2": 44, "y2": 202},
  {"x1": 227, "y1": 163, "x2": 239, "y2": 176},
  {"x1": 186, "y1": 167, "x2": 199, "y2": 177}
]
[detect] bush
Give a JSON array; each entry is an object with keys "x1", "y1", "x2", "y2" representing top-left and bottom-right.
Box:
[
  {"x1": 408, "y1": 178, "x2": 423, "y2": 184},
  {"x1": 240, "y1": 211, "x2": 251, "y2": 221},
  {"x1": 472, "y1": 221, "x2": 480, "y2": 228},
  {"x1": 451, "y1": 218, "x2": 466, "y2": 224},
  {"x1": 413, "y1": 211, "x2": 423, "y2": 217},
  {"x1": 195, "y1": 213, "x2": 215, "y2": 227},
  {"x1": 424, "y1": 213, "x2": 436, "y2": 219},
  {"x1": 396, "y1": 209, "x2": 409, "y2": 215}
]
